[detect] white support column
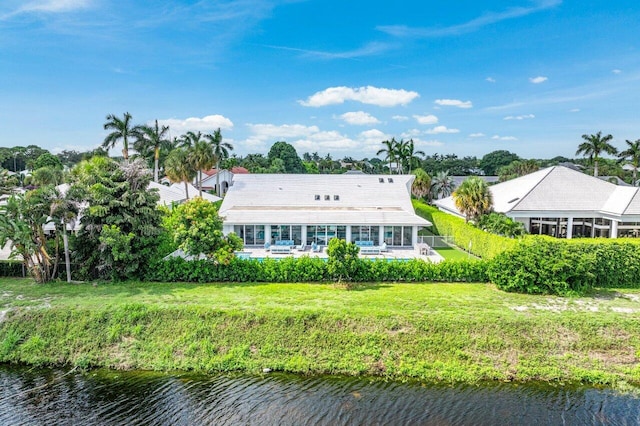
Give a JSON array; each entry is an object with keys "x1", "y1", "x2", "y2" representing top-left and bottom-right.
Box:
[
  {"x1": 379, "y1": 225, "x2": 385, "y2": 246},
  {"x1": 346, "y1": 225, "x2": 352, "y2": 243},
  {"x1": 611, "y1": 220, "x2": 619, "y2": 238},
  {"x1": 566, "y1": 217, "x2": 573, "y2": 239},
  {"x1": 265, "y1": 224, "x2": 272, "y2": 244},
  {"x1": 412, "y1": 226, "x2": 418, "y2": 247},
  {"x1": 301, "y1": 226, "x2": 307, "y2": 245}
]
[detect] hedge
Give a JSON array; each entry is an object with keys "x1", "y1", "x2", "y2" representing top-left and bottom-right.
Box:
[
  {"x1": 412, "y1": 200, "x2": 517, "y2": 259},
  {"x1": 0, "y1": 260, "x2": 23, "y2": 277},
  {"x1": 488, "y1": 236, "x2": 640, "y2": 295},
  {"x1": 146, "y1": 256, "x2": 489, "y2": 284}
]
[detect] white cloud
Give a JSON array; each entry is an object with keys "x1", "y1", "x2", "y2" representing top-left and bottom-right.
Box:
[
  {"x1": 392, "y1": 115, "x2": 409, "y2": 121},
  {"x1": 434, "y1": 99, "x2": 473, "y2": 108},
  {"x1": 486, "y1": 77, "x2": 496, "y2": 83},
  {"x1": 2, "y1": 0, "x2": 91, "y2": 17},
  {"x1": 569, "y1": 108, "x2": 580, "y2": 112},
  {"x1": 337, "y1": 111, "x2": 380, "y2": 125},
  {"x1": 529, "y1": 76, "x2": 548, "y2": 84},
  {"x1": 246, "y1": 123, "x2": 319, "y2": 140},
  {"x1": 425, "y1": 125, "x2": 460, "y2": 134},
  {"x1": 612, "y1": 69, "x2": 622, "y2": 74},
  {"x1": 158, "y1": 115, "x2": 234, "y2": 134},
  {"x1": 412, "y1": 138, "x2": 444, "y2": 147},
  {"x1": 492, "y1": 135, "x2": 518, "y2": 141},
  {"x1": 469, "y1": 133, "x2": 485, "y2": 138},
  {"x1": 413, "y1": 114, "x2": 439, "y2": 125},
  {"x1": 400, "y1": 129, "x2": 422, "y2": 138},
  {"x1": 299, "y1": 86, "x2": 419, "y2": 107},
  {"x1": 504, "y1": 114, "x2": 535, "y2": 120}
]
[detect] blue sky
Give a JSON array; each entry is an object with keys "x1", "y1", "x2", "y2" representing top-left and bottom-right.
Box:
[{"x1": 1, "y1": 0, "x2": 639, "y2": 160}]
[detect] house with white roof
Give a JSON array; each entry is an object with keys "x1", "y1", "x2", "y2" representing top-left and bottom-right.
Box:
[
  {"x1": 435, "y1": 166, "x2": 640, "y2": 238},
  {"x1": 219, "y1": 174, "x2": 431, "y2": 248}
]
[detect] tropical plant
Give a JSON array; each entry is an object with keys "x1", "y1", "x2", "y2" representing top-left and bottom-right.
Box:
[
  {"x1": 0, "y1": 169, "x2": 19, "y2": 194},
  {"x1": 132, "y1": 120, "x2": 171, "y2": 182},
  {"x1": 576, "y1": 131, "x2": 617, "y2": 177},
  {"x1": 476, "y1": 212, "x2": 526, "y2": 238},
  {"x1": 31, "y1": 166, "x2": 63, "y2": 187},
  {"x1": 171, "y1": 197, "x2": 243, "y2": 264},
  {"x1": 72, "y1": 157, "x2": 163, "y2": 280},
  {"x1": 0, "y1": 188, "x2": 56, "y2": 282},
  {"x1": 102, "y1": 112, "x2": 135, "y2": 161},
  {"x1": 164, "y1": 148, "x2": 196, "y2": 198},
  {"x1": 377, "y1": 138, "x2": 399, "y2": 174},
  {"x1": 267, "y1": 141, "x2": 305, "y2": 174},
  {"x1": 49, "y1": 186, "x2": 80, "y2": 282},
  {"x1": 399, "y1": 139, "x2": 425, "y2": 174},
  {"x1": 453, "y1": 176, "x2": 493, "y2": 222},
  {"x1": 618, "y1": 139, "x2": 640, "y2": 185},
  {"x1": 430, "y1": 170, "x2": 455, "y2": 199},
  {"x1": 479, "y1": 150, "x2": 520, "y2": 175},
  {"x1": 191, "y1": 139, "x2": 215, "y2": 197},
  {"x1": 498, "y1": 159, "x2": 540, "y2": 182},
  {"x1": 33, "y1": 152, "x2": 63, "y2": 170},
  {"x1": 205, "y1": 128, "x2": 234, "y2": 197},
  {"x1": 326, "y1": 238, "x2": 361, "y2": 284},
  {"x1": 411, "y1": 168, "x2": 431, "y2": 200}
]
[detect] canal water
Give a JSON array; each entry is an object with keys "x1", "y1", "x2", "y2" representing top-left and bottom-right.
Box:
[{"x1": 1, "y1": 365, "x2": 639, "y2": 425}]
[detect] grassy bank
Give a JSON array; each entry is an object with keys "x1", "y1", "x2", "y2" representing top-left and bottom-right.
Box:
[{"x1": 1, "y1": 278, "x2": 640, "y2": 386}]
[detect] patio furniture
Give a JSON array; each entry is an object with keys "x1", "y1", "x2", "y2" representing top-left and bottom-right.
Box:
[
  {"x1": 270, "y1": 245, "x2": 292, "y2": 254},
  {"x1": 359, "y1": 246, "x2": 381, "y2": 255},
  {"x1": 311, "y1": 242, "x2": 321, "y2": 253}
]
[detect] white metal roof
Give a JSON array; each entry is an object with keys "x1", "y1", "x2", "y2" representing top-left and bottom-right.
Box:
[
  {"x1": 220, "y1": 174, "x2": 431, "y2": 226},
  {"x1": 435, "y1": 166, "x2": 640, "y2": 219}
]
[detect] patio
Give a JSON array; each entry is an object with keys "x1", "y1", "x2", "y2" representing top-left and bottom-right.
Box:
[{"x1": 238, "y1": 246, "x2": 444, "y2": 263}]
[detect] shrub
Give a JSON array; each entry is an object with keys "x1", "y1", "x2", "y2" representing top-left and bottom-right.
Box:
[
  {"x1": 146, "y1": 255, "x2": 489, "y2": 284},
  {"x1": 0, "y1": 260, "x2": 23, "y2": 277},
  {"x1": 488, "y1": 237, "x2": 640, "y2": 295},
  {"x1": 413, "y1": 200, "x2": 517, "y2": 259}
]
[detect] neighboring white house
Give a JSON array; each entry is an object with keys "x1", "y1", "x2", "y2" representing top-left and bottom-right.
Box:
[
  {"x1": 200, "y1": 167, "x2": 249, "y2": 196},
  {"x1": 219, "y1": 174, "x2": 431, "y2": 247},
  {"x1": 435, "y1": 165, "x2": 640, "y2": 239}
]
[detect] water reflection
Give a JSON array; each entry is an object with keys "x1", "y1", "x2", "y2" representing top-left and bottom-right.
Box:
[{"x1": 1, "y1": 365, "x2": 639, "y2": 425}]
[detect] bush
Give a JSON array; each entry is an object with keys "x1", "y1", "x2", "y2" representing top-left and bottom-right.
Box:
[
  {"x1": 488, "y1": 237, "x2": 640, "y2": 295},
  {"x1": 146, "y1": 256, "x2": 489, "y2": 284},
  {"x1": 413, "y1": 200, "x2": 517, "y2": 259},
  {"x1": 0, "y1": 260, "x2": 23, "y2": 277}
]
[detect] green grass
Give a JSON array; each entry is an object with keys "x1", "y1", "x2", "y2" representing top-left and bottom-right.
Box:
[
  {"x1": 1, "y1": 278, "x2": 640, "y2": 387},
  {"x1": 434, "y1": 246, "x2": 475, "y2": 261}
]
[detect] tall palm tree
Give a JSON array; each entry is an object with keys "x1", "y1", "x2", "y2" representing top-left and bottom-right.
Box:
[
  {"x1": 400, "y1": 139, "x2": 425, "y2": 174},
  {"x1": 103, "y1": 112, "x2": 134, "y2": 161},
  {"x1": 132, "y1": 120, "x2": 171, "y2": 182},
  {"x1": 453, "y1": 176, "x2": 493, "y2": 222},
  {"x1": 618, "y1": 139, "x2": 640, "y2": 185},
  {"x1": 177, "y1": 131, "x2": 205, "y2": 189},
  {"x1": 430, "y1": 170, "x2": 455, "y2": 200},
  {"x1": 190, "y1": 139, "x2": 215, "y2": 197},
  {"x1": 49, "y1": 186, "x2": 79, "y2": 283},
  {"x1": 576, "y1": 131, "x2": 617, "y2": 177},
  {"x1": 164, "y1": 148, "x2": 196, "y2": 199},
  {"x1": 377, "y1": 138, "x2": 399, "y2": 174},
  {"x1": 205, "y1": 128, "x2": 233, "y2": 197}
]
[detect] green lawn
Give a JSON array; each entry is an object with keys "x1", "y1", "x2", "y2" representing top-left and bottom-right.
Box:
[
  {"x1": 1, "y1": 278, "x2": 640, "y2": 386},
  {"x1": 433, "y1": 246, "x2": 475, "y2": 261}
]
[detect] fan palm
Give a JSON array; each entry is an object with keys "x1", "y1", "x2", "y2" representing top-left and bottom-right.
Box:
[
  {"x1": 103, "y1": 112, "x2": 134, "y2": 161},
  {"x1": 205, "y1": 129, "x2": 234, "y2": 197},
  {"x1": 430, "y1": 170, "x2": 455, "y2": 199},
  {"x1": 164, "y1": 148, "x2": 196, "y2": 199},
  {"x1": 618, "y1": 139, "x2": 640, "y2": 185},
  {"x1": 453, "y1": 176, "x2": 493, "y2": 222},
  {"x1": 132, "y1": 120, "x2": 171, "y2": 182},
  {"x1": 411, "y1": 168, "x2": 431, "y2": 200},
  {"x1": 576, "y1": 131, "x2": 617, "y2": 177}
]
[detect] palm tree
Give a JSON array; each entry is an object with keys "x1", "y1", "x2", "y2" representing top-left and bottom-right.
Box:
[
  {"x1": 205, "y1": 128, "x2": 233, "y2": 197},
  {"x1": 103, "y1": 112, "x2": 134, "y2": 161},
  {"x1": 430, "y1": 170, "x2": 455, "y2": 200},
  {"x1": 190, "y1": 139, "x2": 215, "y2": 197},
  {"x1": 132, "y1": 120, "x2": 171, "y2": 182},
  {"x1": 453, "y1": 176, "x2": 493, "y2": 222},
  {"x1": 411, "y1": 168, "x2": 431, "y2": 200},
  {"x1": 177, "y1": 131, "x2": 205, "y2": 189},
  {"x1": 576, "y1": 131, "x2": 617, "y2": 177},
  {"x1": 399, "y1": 139, "x2": 425, "y2": 174},
  {"x1": 618, "y1": 139, "x2": 640, "y2": 185},
  {"x1": 164, "y1": 148, "x2": 196, "y2": 199},
  {"x1": 49, "y1": 186, "x2": 79, "y2": 283},
  {"x1": 377, "y1": 138, "x2": 400, "y2": 174}
]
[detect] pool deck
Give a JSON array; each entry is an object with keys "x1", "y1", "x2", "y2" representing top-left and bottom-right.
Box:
[{"x1": 241, "y1": 246, "x2": 444, "y2": 263}]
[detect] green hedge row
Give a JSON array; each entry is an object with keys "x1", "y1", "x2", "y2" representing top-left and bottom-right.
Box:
[
  {"x1": 412, "y1": 200, "x2": 517, "y2": 259},
  {"x1": 0, "y1": 261, "x2": 23, "y2": 277},
  {"x1": 146, "y1": 257, "x2": 489, "y2": 283},
  {"x1": 488, "y1": 236, "x2": 640, "y2": 295}
]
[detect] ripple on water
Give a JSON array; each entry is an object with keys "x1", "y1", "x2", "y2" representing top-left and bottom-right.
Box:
[{"x1": 1, "y1": 366, "x2": 640, "y2": 425}]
